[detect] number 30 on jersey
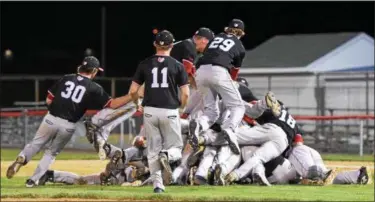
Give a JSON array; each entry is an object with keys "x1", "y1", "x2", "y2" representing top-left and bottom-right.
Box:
[{"x1": 208, "y1": 37, "x2": 235, "y2": 52}]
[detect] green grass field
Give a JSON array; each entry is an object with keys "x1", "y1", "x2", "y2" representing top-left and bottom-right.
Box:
[
  {"x1": 1, "y1": 177, "x2": 374, "y2": 201},
  {"x1": 1, "y1": 148, "x2": 374, "y2": 201}
]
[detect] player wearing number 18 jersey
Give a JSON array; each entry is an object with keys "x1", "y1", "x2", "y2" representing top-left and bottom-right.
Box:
[
  {"x1": 128, "y1": 30, "x2": 190, "y2": 193},
  {"x1": 190, "y1": 19, "x2": 246, "y2": 155},
  {"x1": 6, "y1": 56, "x2": 131, "y2": 188}
]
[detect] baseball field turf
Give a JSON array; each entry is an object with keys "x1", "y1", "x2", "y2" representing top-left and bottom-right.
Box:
[{"x1": 1, "y1": 148, "x2": 374, "y2": 201}]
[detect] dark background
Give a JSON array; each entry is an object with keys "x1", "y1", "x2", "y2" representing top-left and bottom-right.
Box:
[{"x1": 1, "y1": 1, "x2": 374, "y2": 77}]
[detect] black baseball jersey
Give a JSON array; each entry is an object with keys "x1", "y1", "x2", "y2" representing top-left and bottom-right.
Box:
[
  {"x1": 132, "y1": 55, "x2": 189, "y2": 109},
  {"x1": 255, "y1": 106, "x2": 299, "y2": 146},
  {"x1": 238, "y1": 83, "x2": 258, "y2": 102},
  {"x1": 170, "y1": 39, "x2": 198, "y2": 64},
  {"x1": 48, "y1": 74, "x2": 111, "y2": 123},
  {"x1": 197, "y1": 32, "x2": 246, "y2": 71}
]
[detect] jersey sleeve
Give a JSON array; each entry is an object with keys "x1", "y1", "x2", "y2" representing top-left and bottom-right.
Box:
[
  {"x1": 132, "y1": 63, "x2": 145, "y2": 85},
  {"x1": 47, "y1": 77, "x2": 64, "y2": 98},
  {"x1": 177, "y1": 63, "x2": 189, "y2": 87},
  {"x1": 232, "y1": 45, "x2": 246, "y2": 68},
  {"x1": 90, "y1": 83, "x2": 112, "y2": 108}
]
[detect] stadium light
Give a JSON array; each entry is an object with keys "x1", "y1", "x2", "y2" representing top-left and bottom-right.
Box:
[
  {"x1": 4, "y1": 49, "x2": 13, "y2": 60},
  {"x1": 84, "y1": 48, "x2": 93, "y2": 56}
]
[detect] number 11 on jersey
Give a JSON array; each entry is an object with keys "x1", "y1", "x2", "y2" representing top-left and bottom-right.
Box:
[{"x1": 151, "y1": 67, "x2": 169, "y2": 88}]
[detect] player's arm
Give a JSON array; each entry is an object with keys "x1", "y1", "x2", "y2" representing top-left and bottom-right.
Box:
[
  {"x1": 230, "y1": 47, "x2": 246, "y2": 80},
  {"x1": 129, "y1": 63, "x2": 145, "y2": 109},
  {"x1": 46, "y1": 77, "x2": 64, "y2": 105},
  {"x1": 91, "y1": 83, "x2": 132, "y2": 109},
  {"x1": 178, "y1": 64, "x2": 190, "y2": 113}
]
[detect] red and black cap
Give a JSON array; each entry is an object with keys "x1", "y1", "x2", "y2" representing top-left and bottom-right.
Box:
[
  {"x1": 228, "y1": 19, "x2": 245, "y2": 32},
  {"x1": 155, "y1": 30, "x2": 175, "y2": 46},
  {"x1": 194, "y1": 27, "x2": 215, "y2": 41},
  {"x1": 81, "y1": 56, "x2": 103, "y2": 71}
]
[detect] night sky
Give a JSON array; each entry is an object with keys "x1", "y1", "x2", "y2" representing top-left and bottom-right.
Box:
[{"x1": 1, "y1": 1, "x2": 374, "y2": 77}]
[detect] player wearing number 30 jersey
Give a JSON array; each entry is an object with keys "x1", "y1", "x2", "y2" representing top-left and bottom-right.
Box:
[
  {"x1": 190, "y1": 19, "x2": 246, "y2": 155},
  {"x1": 6, "y1": 56, "x2": 131, "y2": 188},
  {"x1": 128, "y1": 30, "x2": 190, "y2": 193}
]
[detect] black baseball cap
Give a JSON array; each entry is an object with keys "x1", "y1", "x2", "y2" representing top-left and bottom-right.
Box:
[
  {"x1": 228, "y1": 19, "x2": 245, "y2": 32},
  {"x1": 194, "y1": 27, "x2": 215, "y2": 41},
  {"x1": 237, "y1": 77, "x2": 248, "y2": 87},
  {"x1": 81, "y1": 56, "x2": 103, "y2": 71},
  {"x1": 155, "y1": 30, "x2": 175, "y2": 46}
]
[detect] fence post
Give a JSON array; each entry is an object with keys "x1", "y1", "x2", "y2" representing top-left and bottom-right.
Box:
[
  {"x1": 120, "y1": 121, "x2": 124, "y2": 149},
  {"x1": 23, "y1": 109, "x2": 29, "y2": 148},
  {"x1": 34, "y1": 79, "x2": 39, "y2": 102},
  {"x1": 359, "y1": 120, "x2": 364, "y2": 157},
  {"x1": 267, "y1": 75, "x2": 271, "y2": 91},
  {"x1": 111, "y1": 78, "x2": 116, "y2": 98}
]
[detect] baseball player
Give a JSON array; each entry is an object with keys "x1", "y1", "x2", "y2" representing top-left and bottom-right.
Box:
[
  {"x1": 224, "y1": 95, "x2": 297, "y2": 186},
  {"x1": 128, "y1": 30, "x2": 190, "y2": 193},
  {"x1": 6, "y1": 56, "x2": 131, "y2": 188},
  {"x1": 288, "y1": 134, "x2": 370, "y2": 186},
  {"x1": 189, "y1": 19, "x2": 247, "y2": 155}
]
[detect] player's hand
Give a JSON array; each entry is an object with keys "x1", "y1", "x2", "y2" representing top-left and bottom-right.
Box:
[
  {"x1": 180, "y1": 113, "x2": 189, "y2": 119},
  {"x1": 136, "y1": 105, "x2": 144, "y2": 113}
]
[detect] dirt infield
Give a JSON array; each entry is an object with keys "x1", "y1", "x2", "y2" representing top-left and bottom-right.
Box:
[{"x1": 1, "y1": 159, "x2": 373, "y2": 178}]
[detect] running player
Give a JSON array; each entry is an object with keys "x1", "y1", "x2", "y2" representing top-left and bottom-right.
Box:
[
  {"x1": 189, "y1": 19, "x2": 247, "y2": 155},
  {"x1": 128, "y1": 30, "x2": 190, "y2": 193},
  {"x1": 6, "y1": 56, "x2": 131, "y2": 187}
]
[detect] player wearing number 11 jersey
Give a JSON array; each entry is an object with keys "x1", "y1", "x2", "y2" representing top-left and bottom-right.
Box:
[
  {"x1": 6, "y1": 56, "x2": 131, "y2": 188},
  {"x1": 128, "y1": 30, "x2": 190, "y2": 193},
  {"x1": 189, "y1": 19, "x2": 246, "y2": 155}
]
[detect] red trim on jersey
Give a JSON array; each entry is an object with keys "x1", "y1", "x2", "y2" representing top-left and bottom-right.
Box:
[
  {"x1": 47, "y1": 91, "x2": 55, "y2": 100},
  {"x1": 243, "y1": 114, "x2": 256, "y2": 126},
  {"x1": 104, "y1": 99, "x2": 113, "y2": 108}
]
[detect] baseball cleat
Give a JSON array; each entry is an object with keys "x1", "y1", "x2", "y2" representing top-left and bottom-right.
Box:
[
  {"x1": 194, "y1": 175, "x2": 208, "y2": 185},
  {"x1": 225, "y1": 172, "x2": 239, "y2": 185},
  {"x1": 25, "y1": 179, "x2": 36, "y2": 188},
  {"x1": 187, "y1": 145, "x2": 205, "y2": 167},
  {"x1": 357, "y1": 166, "x2": 369, "y2": 185},
  {"x1": 6, "y1": 155, "x2": 25, "y2": 179},
  {"x1": 253, "y1": 173, "x2": 271, "y2": 186},
  {"x1": 159, "y1": 153, "x2": 172, "y2": 185},
  {"x1": 323, "y1": 169, "x2": 336, "y2": 185},
  {"x1": 265, "y1": 91, "x2": 281, "y2": 117},
  {"x1": 98, "y1": 139, "x2": 107, "y2": 160},
  {"x1": 38, "y1": 170, "x2": 54, "y2": 186},
  {"x1": 221, "y1": 129, "x2": 240, "y2": 155},
  {"x1": 189, "y1": 120, "x2": 200, "y2": 150},
  {"x1": 153, "y1": 187, "x2": 165, "y2": 193},
  {"x1": 214, "y1": 164, "x2": 225, "y2": 186}
]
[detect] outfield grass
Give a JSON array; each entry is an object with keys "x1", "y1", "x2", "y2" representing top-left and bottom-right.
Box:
[
  {"x1": 1, "y1": 177, "x2": 374, "y2": 201},
  {"x1": 1, "y1": 148, "x2": 373, "y2": 162}
]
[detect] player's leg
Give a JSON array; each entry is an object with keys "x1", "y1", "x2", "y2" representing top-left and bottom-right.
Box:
[
  {"x1": 172, "y1": 144, "x2": 193, "y2": 185},
  {"x1": 26, "y1": 120, "x2": 76, "y2": 187},
  {"x1": 266, "y1": 158, "x2": 298, "y2": 184},
  {"x1": 288, "y1": 146, "x2": 318, "y2": 179},
  {"x1": 227, "y1": 125, "x2": 288, "y2": 186},
  {"x1": 332, "y1": 166, "x2": 370, "y2": 185},
  {"x1": 6, "y1": 114, "x2": 59, "y2": 179},
  {"x1": 143, "y1": 107, "x2": 164, "y2": 192},
  {"x1": 236, "y1": 124, "x2": 271, "y2": 146},
  {"x1": 195, "y1": 146, "x2": 217, "y2": 185},
  {"x1": 39, "y1": 170, "x2": 81, "y2": 185},
  {"x1": 210, "y1": 65, "x2": 245, "y2": 155},
  {"x1": 158, "y1": 108, "x2": 184, "y2": 186},
  {"x1": 214, "y1": 145, "x2": 241, "y2": 185}
]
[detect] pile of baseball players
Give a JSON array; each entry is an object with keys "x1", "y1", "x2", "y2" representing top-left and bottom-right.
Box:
[{"x1": 6, "y1": 19, "x2": 370, "y2": 193}]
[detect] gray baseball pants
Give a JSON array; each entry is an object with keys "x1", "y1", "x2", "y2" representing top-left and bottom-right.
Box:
[
  {"x1": 333, "y1": 170, "x2": 363, "y2": 184},
  {"x1": 143, "y1": 106, "x2": 183, "y2": 190},
  {"x1": 18, "y1": 113, "x2": 76, "y2": 183},
  {"x1": 52, "y1": 170, "x2": 126, "y2": 185},
  {"x1": 195, "y1": 64, "x2": 245, "y2": 134}
]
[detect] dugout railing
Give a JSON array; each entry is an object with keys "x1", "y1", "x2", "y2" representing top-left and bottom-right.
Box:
[{"x1": 1, "y1": 106, "x2": 374, "y2": 155}]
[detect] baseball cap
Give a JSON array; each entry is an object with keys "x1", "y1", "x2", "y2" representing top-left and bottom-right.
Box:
[
  {"x1": 237, "y1": 77, "x2": 249, "y2": 87},
  {"x1": 81, "y1": 56, "x2": 103, "y2": 71},
  {"x1": 194, "y1": 27, "x2": 215, "y2": 41},
  {"x1": 228, "y1": 19, "x2": 245, "y2": 32},
  {"x1": 155, "y1": 30, "x2": 175, "y2": 46}
]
